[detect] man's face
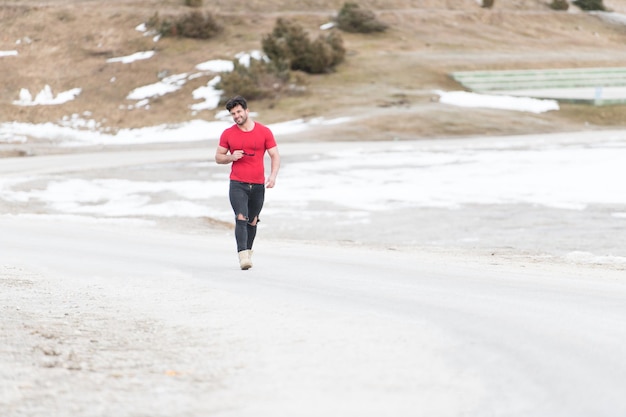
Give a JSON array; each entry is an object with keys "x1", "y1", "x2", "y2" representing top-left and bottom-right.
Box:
[{"x1": 230, "y1": 105, "x2": 248, "y2": 126}]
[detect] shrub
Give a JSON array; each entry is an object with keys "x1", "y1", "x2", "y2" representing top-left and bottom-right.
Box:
[
  {"x1": 482, "y1": 0, "x2": 495, "y2": 8},
  {"x1": 184, "y1": 0, "x2": 203, "y2": 7},
  {"x1": 262, "y1": 18, "x2": 345, "y2": 74},
  {"x1": 549, "y1": 0, "x2": 569, "y2": 10},
  {"x1": 573, "y1": 0, "x2": 606, "y2": 10},
  {"x1": 335, "y1": 2, "x2": 388, "y2": 33},
  {"x1": 217, "y1": 58, "x2": 290, "y2": 102},
  {"x1": 148, "y1": 11, "x2": 223, "y2": 39},
  {"x1": 323, "y1": 30, "x2": 345, "y2": 69}
]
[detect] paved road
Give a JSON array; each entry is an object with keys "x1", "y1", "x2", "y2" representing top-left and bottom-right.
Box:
[{"x1": 2, "y1": 213, "x2": 626, "y2": 417}]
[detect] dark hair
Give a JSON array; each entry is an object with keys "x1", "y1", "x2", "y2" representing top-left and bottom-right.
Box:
[{"x1": 225, "y1": 95, "x2": 248, "y2": 111}]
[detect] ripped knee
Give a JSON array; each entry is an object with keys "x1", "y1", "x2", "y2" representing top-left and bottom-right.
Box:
[{"x1": 236, "y1": 213, "x2": 258, "y2": 226}]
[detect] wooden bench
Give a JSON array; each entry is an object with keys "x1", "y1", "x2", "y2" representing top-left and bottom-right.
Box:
[{"x1": 450, "y1": 67, "x2": 626, "y2": 105}]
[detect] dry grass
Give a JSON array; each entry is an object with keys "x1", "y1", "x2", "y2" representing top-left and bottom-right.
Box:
[{"x1": 3, "y1": 0, "x2": 626, "y2": 142}]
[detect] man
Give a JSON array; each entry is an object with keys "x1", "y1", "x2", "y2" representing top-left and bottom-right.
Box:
[{"x1": 215, "y1": 96, "x2": 280, "y2": 270}]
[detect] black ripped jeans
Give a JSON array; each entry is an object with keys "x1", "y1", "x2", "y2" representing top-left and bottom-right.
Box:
[{"x1": 229, "y1": 180, "x2": 265, "y2": 252}]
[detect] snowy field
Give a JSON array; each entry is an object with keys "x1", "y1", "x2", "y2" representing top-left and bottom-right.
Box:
[{"x1": 1, "y1": 112, "x2": 626, "y2": 266}]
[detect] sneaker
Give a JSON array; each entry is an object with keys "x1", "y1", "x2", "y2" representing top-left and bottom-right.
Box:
[{"x1": 238, "y1": 250, "x2": 252, "y2": 270}]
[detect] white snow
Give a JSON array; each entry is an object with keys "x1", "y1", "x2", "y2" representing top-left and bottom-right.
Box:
[
  {"x1": 593, "y1": 11, "x2": 626, "y2": 26},
  {"x1": 270, "y1": 136, "x2": 626, "y2": 211},
  {"x1": 106, "y1": 50, "x2": 155, "y2": 64},
  {"x1": 126, "y1": 73, "x2": 189, "y2": 100},
  {"x1": 190, "y1": 76, "x2": 223, "y2": 111},
  {"x1": 437, "y1": 90, "x2": 559, "y2": 113},
  {"x1": 196, "y1": 59, "x2": 235, "y2": 72},
  {"x1": 6, "y1": 130, "x2": 625, "y2": 214},
  {"x1": 12, "y1": 85, "x2": 82, "y2": 106},
  {"x1": 235, "y1": 50, "x2": 269, "y2": 66}
]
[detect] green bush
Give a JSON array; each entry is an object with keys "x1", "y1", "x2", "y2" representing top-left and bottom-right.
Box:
[
  {"x1": 262, "y1": 18, "x2": 345, "y2": 74},
  {"x1": 217, "y1": 58, "x2": 291, "y2": 102},
  {"x1": 322, "y1": 30, "x2": 345, "y2": 69},
  {"x1": 482, "y1": 0, "x2": 495, "y2": 8},
  {"x1": 148, "y1": 11, "x2": 223, "y2": 39},
  {"x1": 184, "y1": 0, "x2": 203, "y2": 7},
  {"x1": 549, "y1": 0, "x2": 569, "y2": 10},
  {"x1": 335, "y1": 2, "x2": 388, "y2": 33},
  {"x1": 573, "y1": 0, "x2": 606, "y2": 10}
]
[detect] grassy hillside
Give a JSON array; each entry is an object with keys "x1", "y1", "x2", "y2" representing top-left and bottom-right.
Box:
[{"x1": 3, "y1": 0, "x2": 626, "y2": 143}]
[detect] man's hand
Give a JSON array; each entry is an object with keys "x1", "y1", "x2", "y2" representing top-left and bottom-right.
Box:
[
  {"x1": 231, "y1": 150, "x2": 245, "y2": 161},
  {"x1": 215, "y1": 146, "x2": 244, "y2": 165}
]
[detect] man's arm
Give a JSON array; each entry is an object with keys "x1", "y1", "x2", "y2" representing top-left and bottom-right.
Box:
[
  {"x1": 266, "y1": 146, "x2": 280, "y2": 188},
  {"x1": 215, "y1": 145, "x2": 244, "y2": 164}
]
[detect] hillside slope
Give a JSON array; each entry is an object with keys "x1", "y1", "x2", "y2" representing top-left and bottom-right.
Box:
[{"x1": 3, "y1": 0, "x2": 626, "y2": 144}]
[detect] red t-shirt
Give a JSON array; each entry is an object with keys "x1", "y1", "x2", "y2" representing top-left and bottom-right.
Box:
[{"x1": 219, "y1": 122, "x2": 277, "y2": 184}]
